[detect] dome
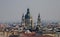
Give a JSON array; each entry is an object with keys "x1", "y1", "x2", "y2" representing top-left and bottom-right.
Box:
[{"x1": 25, "y1": 8, "x2": 30, "y2": 19}]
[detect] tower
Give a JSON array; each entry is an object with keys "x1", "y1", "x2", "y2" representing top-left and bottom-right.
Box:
[
  {"x1": 30, "y1": 16, "x2": 34, "y2": 29},
  {"x1": 21, "y1": 14, "x2": 25, "y2": 27},
  {"x1": 37, "y1": 13, "x2": 41, "y2": 27},
  {"x1": 25, "y1": 8, "x2": 34, "y2": 29}
]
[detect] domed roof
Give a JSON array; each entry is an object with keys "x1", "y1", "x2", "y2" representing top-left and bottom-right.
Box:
[{"x1": 25, "y1": 8, "x2": 30, "y2": 19}]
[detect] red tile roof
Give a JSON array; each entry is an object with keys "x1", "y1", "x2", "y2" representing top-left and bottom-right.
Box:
[{"x1": 20, "y1": 32, "x2": 53, "y2": 37}]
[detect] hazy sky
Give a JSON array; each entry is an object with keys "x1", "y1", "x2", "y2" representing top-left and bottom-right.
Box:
[{"x1": 0, "y1": 0, "x2": 60, "y2": 23}]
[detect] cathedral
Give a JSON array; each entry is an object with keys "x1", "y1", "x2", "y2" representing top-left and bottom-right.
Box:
[{"x1": 21, "y1": 8, "x2": 41, "y2": 30}]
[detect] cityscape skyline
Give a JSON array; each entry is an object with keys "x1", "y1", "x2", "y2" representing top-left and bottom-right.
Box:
[{"x1": 0, "y1": 0, "x2": 60, "y2": 23}]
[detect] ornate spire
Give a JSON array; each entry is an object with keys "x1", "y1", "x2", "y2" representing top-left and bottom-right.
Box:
[
  {"x1": 27, "y1": 8, "x2": 30, "y2": 14},
  {"x1": 37, "y1": 13, "x2": 41, "y2": 26},
  {"x1": 21, "y1": 14, "x2": 25, "y2": 27},
  {"x1": 38, "y1": 13, "x2": 40, "y2": 21},
  {"x1": 21, "y1": 13, "x2": 25, "y2": 24},
  {"x1": 22, "y1": 14, "x2": 25, "y2": 20},
  {"x1": 38, "y1": 13, "x2": 40, "y2": 18}
]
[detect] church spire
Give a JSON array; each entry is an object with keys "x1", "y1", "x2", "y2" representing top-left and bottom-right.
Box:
[
  {"x1": 38, "y1": 13, "x2": 40, "y2": 21},
  {"x1": 22, "y1": 14, "x2": 25, "y2": 21},
  {"x1": 27, "y1": 8, "x2": 30, "y2": 14},
  {"x1": 37, "y1": 13, "x2": 41, "y2": 26},
  {"x1": 21, "y1": 13, "x2": 25, "y2": 27}
]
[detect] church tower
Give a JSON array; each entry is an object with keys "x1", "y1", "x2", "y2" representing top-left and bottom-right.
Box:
[
  {"x1": 21, "y1": 14, "x2": 25, "y2": 27},
  {"x1": 30, "y1": 16, "x2": 34, "y2": 29},
  {"x1": 25, "y1": 8, "x2": 34, "y2": 29},
  {"x1": 37, "y1": 13, "x2": 41, "y2": 27}
]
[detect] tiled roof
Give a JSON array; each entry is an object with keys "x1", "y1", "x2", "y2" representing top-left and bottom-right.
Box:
[{"x1": 19, "y1": 32, "x2": 53, "y2": 37}]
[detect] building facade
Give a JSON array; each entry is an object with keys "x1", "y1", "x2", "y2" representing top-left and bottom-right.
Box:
[{"x1": 21, "y1": 8, "x2": 34, "y2": 30}]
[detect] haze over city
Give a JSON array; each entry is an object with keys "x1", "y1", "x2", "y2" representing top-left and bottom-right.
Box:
[{"x1": 0, "y1": 0, "x2": 60, "y2": 23}]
